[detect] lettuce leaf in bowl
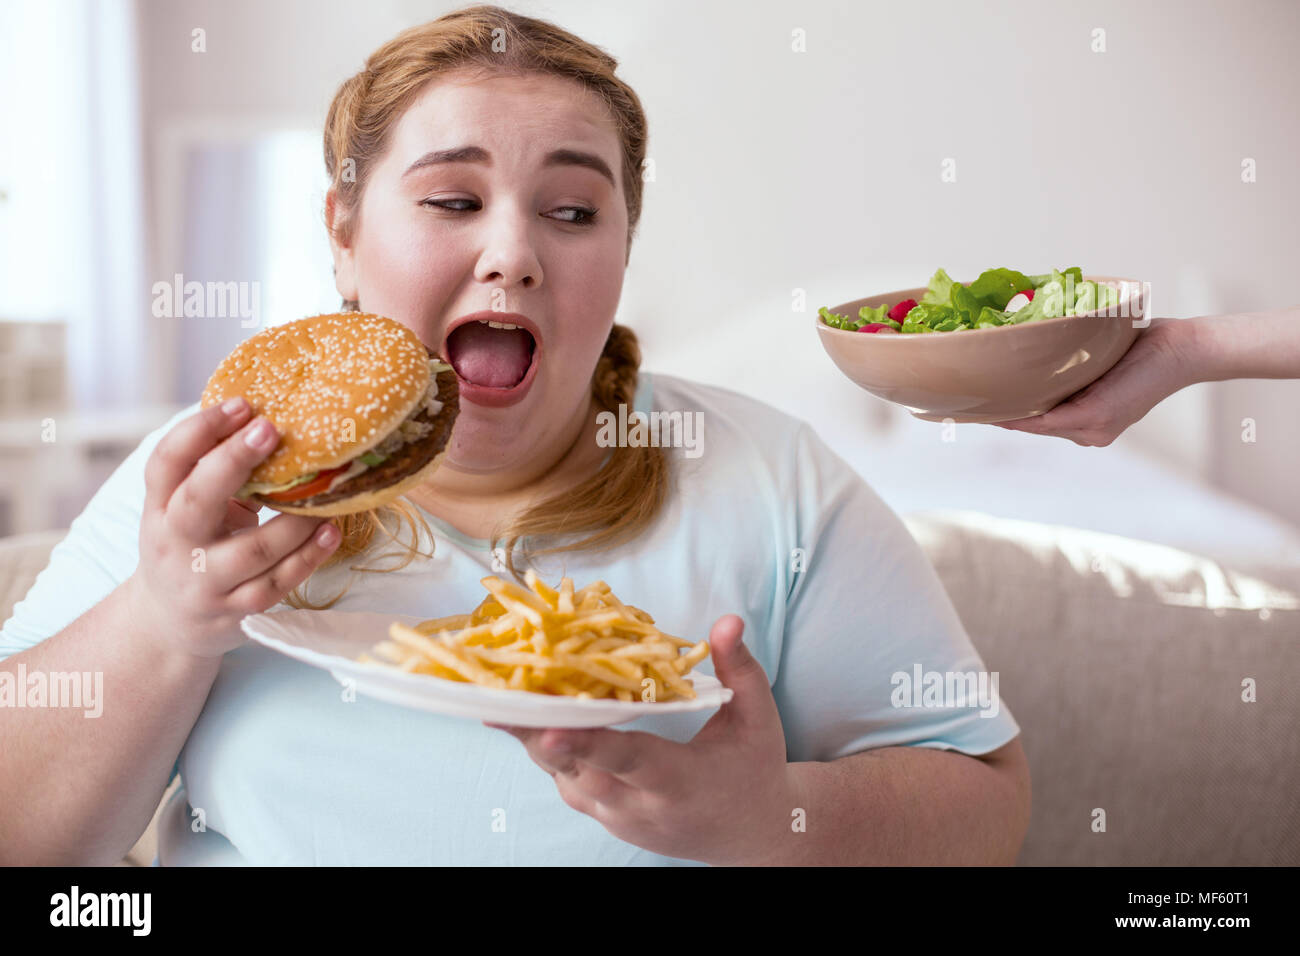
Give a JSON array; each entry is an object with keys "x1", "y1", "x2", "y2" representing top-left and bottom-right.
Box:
[
  {"x1": 975, "y1": 306, "x2": 1010, "y2": 328},
  {"x1": 1027, "y1": 266, "x2": 1082, "y2": 289},
  {"x1": 919, "y1": 268, "x2": 956, "y2": 305},
  {"x1": 818, "y1": 306, "x2": 852, "y2": 329},
  {"x1": 968, "y1": 268, "x2": 1034, "y2": 310},
  {"x1": 1008, "y1": 279, "x2": 1066, "y2": 322},
  {"x1": 950, "y1": 282, "x2": 983, "y2": 321},
  {"x1": 857, "y1": 303, "x2": 902, "y2": 329}
]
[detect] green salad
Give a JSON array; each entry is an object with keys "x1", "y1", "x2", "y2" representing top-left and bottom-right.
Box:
[{"x1": 819, "y1": 267, "x2": 1121, "y2": 334}]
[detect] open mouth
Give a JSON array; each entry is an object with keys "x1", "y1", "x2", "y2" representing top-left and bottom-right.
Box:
[{"x1": 445, "y1": 319, "x2": 538, "y2": 390}]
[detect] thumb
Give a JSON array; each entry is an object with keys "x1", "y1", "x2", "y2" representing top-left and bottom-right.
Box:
[{"x1": 704, "y1": 614, "x2": 777, "y2": 728}]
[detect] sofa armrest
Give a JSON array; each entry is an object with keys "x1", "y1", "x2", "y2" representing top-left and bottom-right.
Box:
[{"x1": 0, "y1": 529, "x2": 68, "y2": 628}]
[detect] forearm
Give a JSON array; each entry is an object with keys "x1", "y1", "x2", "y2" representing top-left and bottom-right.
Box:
[
  {"x1": 1180, "y1": 306, "x2": 1300, "y2": 382},
  {"x1": 0, "y1": 577, "x2": 222, "y2": 865},
  {"x1": 749, "y1": 745, "x2": 1030, "y2": 865}
]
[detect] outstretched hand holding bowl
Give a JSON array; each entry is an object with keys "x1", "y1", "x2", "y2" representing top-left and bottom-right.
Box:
[{"x1": 993, "y1": 309, "x2": 1300, "y2": 446}]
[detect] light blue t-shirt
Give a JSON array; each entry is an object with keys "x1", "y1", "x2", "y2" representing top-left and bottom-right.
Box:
[{"x1": 1, "y1": 370, "x2": 1019, "y2": 865}]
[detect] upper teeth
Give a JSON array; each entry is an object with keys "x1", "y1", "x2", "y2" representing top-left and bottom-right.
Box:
[{"x1": 478, "y1": 319, "x2": 520, "y2": 330}]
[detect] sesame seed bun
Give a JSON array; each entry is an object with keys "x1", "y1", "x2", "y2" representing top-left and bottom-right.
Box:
[{"x1": 201, "y1": 312, "x2": 434, "y2": 486}]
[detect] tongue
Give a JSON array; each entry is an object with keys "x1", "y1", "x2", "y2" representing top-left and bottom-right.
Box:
[{"x1": 447, "y1": 323, "x2": 534, "y2": 388}]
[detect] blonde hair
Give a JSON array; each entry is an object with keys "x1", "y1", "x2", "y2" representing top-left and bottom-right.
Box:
[{"x1": 289, "y1": 5, "x2": 667, "y2": 608}]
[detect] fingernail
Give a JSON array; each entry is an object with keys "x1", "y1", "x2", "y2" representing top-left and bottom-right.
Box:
[
  {"x1": 222, "y1": 397, "x2": 247, "y2": 416},
  {"x1": 244, "y1": 419, "x2": 277, "y2": 450},
  {"x1": 315, "y1": 523, "x2": 338, "y2": 547}
]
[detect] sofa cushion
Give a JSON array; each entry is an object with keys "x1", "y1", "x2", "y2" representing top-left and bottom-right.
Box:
[{"x1": 903, "y1": 509, "x2": 1300, "y2": 865}]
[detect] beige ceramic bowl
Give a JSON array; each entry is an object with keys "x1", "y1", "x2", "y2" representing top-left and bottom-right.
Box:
[{"x1": 816, "y1": 275, "x2": 1147, "y2": 423}]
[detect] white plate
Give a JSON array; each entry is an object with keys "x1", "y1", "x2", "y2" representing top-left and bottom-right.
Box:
[{"x1": 240, "y1": 609, "x2": 733, "y2": 728}]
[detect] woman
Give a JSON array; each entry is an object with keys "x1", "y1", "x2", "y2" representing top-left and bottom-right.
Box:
[
  {"x1": 993, "y1": 309, "x2": 1300, "y2": 445},
  {"x1": 0, "y1": 5, "x2": 1029, "y2": 865}
]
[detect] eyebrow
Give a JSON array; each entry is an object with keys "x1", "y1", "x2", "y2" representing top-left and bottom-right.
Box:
[{"x1": 401, "y1": 144, "x2": 616, "y2": 188}]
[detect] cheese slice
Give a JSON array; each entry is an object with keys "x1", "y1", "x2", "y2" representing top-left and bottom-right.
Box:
[
  {"x1": 324, "y1": 457, "x2": 371, "y2": 494},
  {"x1": 236, "y1": 471, "x2": 319, "y2": 498}
]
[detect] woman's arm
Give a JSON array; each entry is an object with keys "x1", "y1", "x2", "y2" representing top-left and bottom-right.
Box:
[
  {"x1": 1183, "y1": 307, "x2": 1300, "y2": 381},
  {"x1": 760, "y1": 737, "x2": 1031, "y2": 865},
  {"x1": 0, "y1": 578, "x2": 221, "y2": 865},
  {"x1": 0, "y1": 401, "x2": 339, "y2": 864}
]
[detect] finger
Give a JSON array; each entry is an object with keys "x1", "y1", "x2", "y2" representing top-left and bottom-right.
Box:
[
  {"x1": 501, "y1": 726, "x2": 659, "y2": 779},
  {"x1": 221, "y1": 497, "x2": 263, "y2": 535},
  {"x1": 491, "y1": 726, "x2": 577, "y2": 775},
  {"x1": 551, "y1": 727, "x2": 677, "y2": 782},
  {"x1": 222, "y1": 520, "x2": 341, "y2": 614},
  {"x1": 144, "y1": 398, "x2": 252, "y2": 513},
  {"x1": 496, "y1": 728, "x2": 644, "y2": 780},
  {"x1": 997, "y1": 418, "x2": 1082, "y2": 443},
  {"x1": 509, "y1": 730, "x2": 636, "y2": 806},
  {"x1": 1003, "y1": 417, "x2": 1064, "y2": 435},
  {"x1": 992, "y1": 390, "x2": 1094, "y2": 434},
  {"x1": 996, "y1": 397, "x2": 1083, "y2": 429},
  {"x1": 208, "y1": 512, "x2": 330, "y2": 589},
  {"x1": 166, "y1": 416, "x2": 281, "y2": 542},
  {"x1": 553, "y1": 763, "x2": 629, "y2": 819},
  {"x1": 552, "y1": 770, "x2": 598, "y2": 818}
]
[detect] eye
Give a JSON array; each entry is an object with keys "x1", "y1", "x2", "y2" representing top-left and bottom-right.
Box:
[
  {"x1": 547, "y1": 206, "x2": 599, "y2": 226},
  {"x1": 421, "y1": 198, "x2": 479, "y2": 212}
]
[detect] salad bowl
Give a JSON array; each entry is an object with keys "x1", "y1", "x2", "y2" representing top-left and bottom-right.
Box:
[{"x1": 816, "y1": 274, "x2": 1147, "y2": 423}]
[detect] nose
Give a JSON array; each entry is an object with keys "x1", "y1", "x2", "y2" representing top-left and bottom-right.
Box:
[{"x1": 474, "y1": 206, "x2": 543, "y2": 291}]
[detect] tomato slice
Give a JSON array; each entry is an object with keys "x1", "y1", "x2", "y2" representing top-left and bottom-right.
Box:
[{"x1": 263, "y1": 464, "x2": 350, "y2": 503}]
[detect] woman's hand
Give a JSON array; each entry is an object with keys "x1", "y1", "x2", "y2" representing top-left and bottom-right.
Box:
[
  {"x1": 125, "y1": 398, "x2": 342, "y2": 660},
  {"x1": 485, "y1": 614, "x2": 796, "y2": 866},
  {"x1": 992, "y1": 318, "x2": 1197, "y2": 446}
]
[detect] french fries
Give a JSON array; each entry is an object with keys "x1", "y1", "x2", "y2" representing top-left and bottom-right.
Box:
[{"x1": 359, "y1": 570, "x2": 711, "y2": 702}]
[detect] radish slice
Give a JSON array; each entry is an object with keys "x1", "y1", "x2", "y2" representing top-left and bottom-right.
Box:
[{"x1": 1005, "y1": 293, "x2": 1031, "y2": 313}]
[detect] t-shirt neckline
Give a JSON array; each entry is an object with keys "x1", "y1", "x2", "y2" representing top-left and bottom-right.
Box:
[{"x1": 410, "y1": 369, "x2": 655, "y2": 550}]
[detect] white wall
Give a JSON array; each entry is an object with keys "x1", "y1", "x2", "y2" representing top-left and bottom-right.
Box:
[{"x1": 134, "y1": 0, "x2": 1300, "y2": 525}]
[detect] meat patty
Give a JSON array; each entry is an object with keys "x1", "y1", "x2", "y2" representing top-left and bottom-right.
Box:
[{"x1": 260, "y1": 367, "x2": 459, "y2": 509}]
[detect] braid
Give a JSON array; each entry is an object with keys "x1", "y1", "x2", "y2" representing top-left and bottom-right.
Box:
[{"x1": 591, "y1": 323, "x2": 640, "y2": 413}]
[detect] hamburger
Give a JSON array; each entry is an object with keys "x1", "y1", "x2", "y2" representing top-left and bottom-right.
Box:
[{"x1": 200, "y1": 312, "x2": 459, "y2": 516}]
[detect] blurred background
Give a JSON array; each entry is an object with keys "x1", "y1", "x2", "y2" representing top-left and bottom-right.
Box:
[{"x1": 1, "y1": 0, "x2": 1297, "y2": 570}]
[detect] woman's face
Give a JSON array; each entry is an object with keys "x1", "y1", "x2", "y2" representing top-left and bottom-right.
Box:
[{"x1": 330, "y1": 69, "x2": 629, "y2": 475}]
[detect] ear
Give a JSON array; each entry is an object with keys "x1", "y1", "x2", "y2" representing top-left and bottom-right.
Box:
[{"x1": 325, "y1": 188, "x2": 359, "y2": 303}]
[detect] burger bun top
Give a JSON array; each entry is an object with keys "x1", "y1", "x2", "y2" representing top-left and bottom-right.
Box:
[{"x1": 200, "y1": 312, "x2": 434, "y2": 486}]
